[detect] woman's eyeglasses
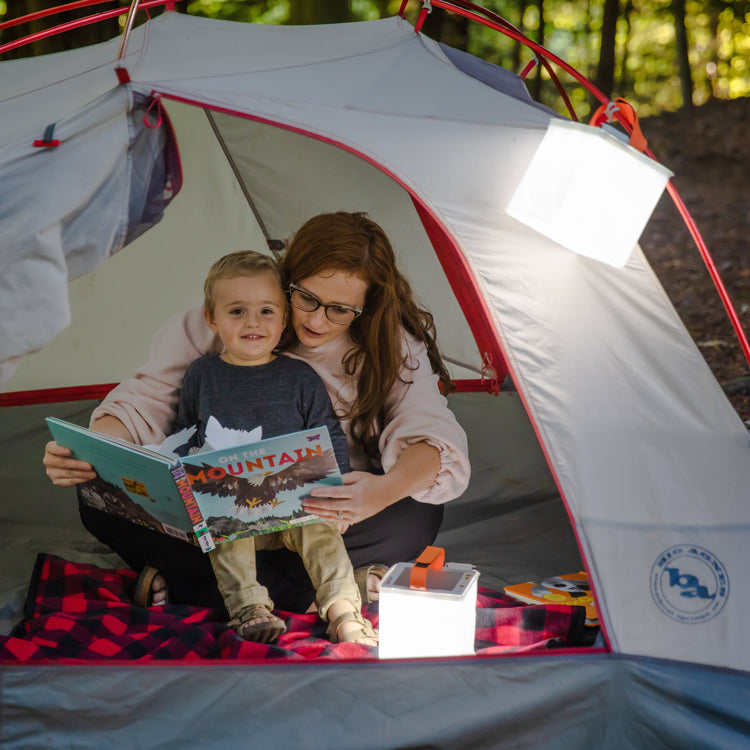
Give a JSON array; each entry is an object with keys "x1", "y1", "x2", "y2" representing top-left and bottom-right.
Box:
[{"x1": 288, "y1": 284, "x2": 363, "y2": 325}]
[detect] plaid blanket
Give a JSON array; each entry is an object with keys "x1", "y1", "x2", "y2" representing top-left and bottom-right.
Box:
[{"x1": 0, "y1": 554, "x2": 588, "y2": 662}]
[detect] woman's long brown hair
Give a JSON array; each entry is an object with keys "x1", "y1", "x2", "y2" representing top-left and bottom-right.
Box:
[{"x1": 281, "y1": 211, "x2": 451, "y2": 457}]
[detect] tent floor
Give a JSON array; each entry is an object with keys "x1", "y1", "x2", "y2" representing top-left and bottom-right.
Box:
[
  {"x1": 2, "y1": 653, "x2": 748, "y2": 749},
  {"x1": 0, "y1": 391, "x2": 583, "y2": 636},
  {"x1": 6, "y1": 395, "x2": 748, "y2": 749}
]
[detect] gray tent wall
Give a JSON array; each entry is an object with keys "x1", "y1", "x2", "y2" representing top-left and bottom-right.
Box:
[{"x1": 1, "y1": 12, "x2": 749, "y2": 747}]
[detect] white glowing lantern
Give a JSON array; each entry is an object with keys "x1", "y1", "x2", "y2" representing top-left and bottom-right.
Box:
[
  {"x1": 506, "y1": 117, "x2": 673, "y2": 268},
  {"x1": 378, "y1": 561, "x2": 479, "y2": 660}
]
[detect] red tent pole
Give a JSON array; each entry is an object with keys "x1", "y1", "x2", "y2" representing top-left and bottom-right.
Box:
[
  {"x1": 666, "y1": 182, "x2": 750, "y2": 366},
  {"x1": 0, "y1": 0, "x2": 119, "y2": 31},
  {"x1": 0, "y1": 0, "x2": 172, "y2": 57},
  {"x1": 420, "y1": 0, "x2": 750, "y2": 370}
]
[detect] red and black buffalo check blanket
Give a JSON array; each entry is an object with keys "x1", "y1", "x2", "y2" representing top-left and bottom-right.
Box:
[{"x1": 0, "y1": 554, "x2": 589, "y2": 662}]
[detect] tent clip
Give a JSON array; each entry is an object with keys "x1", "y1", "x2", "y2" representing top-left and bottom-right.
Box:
[
  {"x1": 144, "y1": 96, "x2": 163, "y2": 129},
  {"x1": 481, "y1": 352, "x2": 500, "y2": 395},
  {"x1": 595, "y1": 101, "x2": 620, "y2": 124},
  {"x1": 115, "y1": 66, "x2": 131, "y2": 84},
  {"x1": 414, "y1": 0, "x2": 432, "y2": 33},
  {"x1": 590, "y1": 98, "x2": 648, "y2": 154},
  {"x1": 267, "y1": 239, "x2": 286, "y2": 258},
  {"x1": 33, "y1": 123, "x2": 59, "y2": 148}
]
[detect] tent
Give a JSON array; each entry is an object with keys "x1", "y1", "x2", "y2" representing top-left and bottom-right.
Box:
[{"x1": 1, "y1": 7, "x2": 749, "y2": 747}]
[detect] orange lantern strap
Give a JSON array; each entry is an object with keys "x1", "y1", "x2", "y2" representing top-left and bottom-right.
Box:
[
  {"x1": 590, "y1": 97, "x2": 648, "y2": 154},
  {"x1": 409, "y1": 546, "x2": 446, "y2": 590}
]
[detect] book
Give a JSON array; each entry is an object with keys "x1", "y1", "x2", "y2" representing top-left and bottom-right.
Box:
[
  {"x1": 504, "y1": 572, "x2": 598, "y2": 625},
  {"x1": 46, "y1": 418, "x2": 342, "y2": 553}
]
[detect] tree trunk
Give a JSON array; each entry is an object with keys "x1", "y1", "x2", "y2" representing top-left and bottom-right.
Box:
[
  {"x1": 287, "y1": 0, "x2": 352, "y2": 25},
  {"x1": 672, "y1": 0, "x2": 693, "y2": 110},
  {"x1": 583, "y1": 0, "x2": 593, "y2": 80},
  {"x1": 419, "y1": 8, "x2": 469, "y2": 51},
  {"x1": 707, "y1": 10, "x2": 719, "y2": 99},
  {"x1": 373, "y1": 0, "x2": 391, "y2": 18},
  {"x1": 617, "y1": 0, "x2": 634, "y2": 98},
  {"x1": 511, "y1": 0, "x2": 529, "y2": 74},
  {"x1": 529, "y1": 0, "x2": 545, "y2": 101},
  {"x1": 594, "y1": 0, "x2": 619, "y2": 99}
]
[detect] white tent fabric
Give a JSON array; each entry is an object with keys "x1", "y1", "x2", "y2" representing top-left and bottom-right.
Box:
[{"x1": 1, "y1": 7, "x2": 748, "y2": 699}]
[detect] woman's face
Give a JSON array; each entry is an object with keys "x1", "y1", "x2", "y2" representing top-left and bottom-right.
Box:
[{"x1": 290, "y1": 270, "x2": 368, "y2": 348}]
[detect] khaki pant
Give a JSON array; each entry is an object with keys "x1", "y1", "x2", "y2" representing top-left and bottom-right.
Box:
[{"x1": 209, "y1": 520, "x2": 360, "y2": 621}]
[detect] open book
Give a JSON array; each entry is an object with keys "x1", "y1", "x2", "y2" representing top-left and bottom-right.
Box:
[
  {"x1": 504, "y1": 572, "x2": 598, "y2": 625},
  {"x1": 46, "y1": 418, "x2": 342, "y2": 552}
]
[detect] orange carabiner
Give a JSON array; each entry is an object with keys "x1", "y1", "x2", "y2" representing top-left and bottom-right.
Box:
[{"x1": 590, "y1": 97, "x2": 648, "y2": 153}]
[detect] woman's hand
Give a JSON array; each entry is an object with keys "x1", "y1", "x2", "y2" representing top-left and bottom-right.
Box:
[
  {"x1": 303, "y1": 471, "x2": 393, "y2": 527},
  {"x1": 43, "y1": 441, "x2": 97, "y2": 487},
  {"x1": 303, "y1": 441, "x2": 442, "y2": 527},
  {"x1": 43, "y1": 416, "x2": 134, "y2": 488}
]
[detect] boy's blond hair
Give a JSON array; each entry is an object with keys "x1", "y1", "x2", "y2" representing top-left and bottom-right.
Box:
[{"x1": 203, "y1": 251, "x2": 284, "y2": 315}]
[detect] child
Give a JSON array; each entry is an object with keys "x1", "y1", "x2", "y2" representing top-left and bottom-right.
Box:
[{"x1": 172, "y1": 250, "x2": 377, "y2": 646}]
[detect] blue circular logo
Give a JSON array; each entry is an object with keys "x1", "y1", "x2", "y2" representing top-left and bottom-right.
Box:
[{"x1": 650, "y1": 545, "x2": 729, "y2": 624}]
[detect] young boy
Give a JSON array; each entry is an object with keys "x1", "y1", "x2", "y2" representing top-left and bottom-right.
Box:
[{"x1": 172, "y1": 250, "x2": 376, "y2": 646}]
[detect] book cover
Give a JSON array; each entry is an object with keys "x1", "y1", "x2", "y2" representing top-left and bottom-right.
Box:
[
  {"x1": 504, "y1": 572, "x2": 598, "y2": 625},
  {"x1": 180, "y1": 429, "x2": 341, "y2": 544},
  {"x1": 46, "y1": 418, "x2": 339, "y2": 552}
]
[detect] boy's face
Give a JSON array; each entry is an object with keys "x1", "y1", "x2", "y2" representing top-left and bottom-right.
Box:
[{"x1": 204, "y1": 272, "x2": 286, "y2": 366}]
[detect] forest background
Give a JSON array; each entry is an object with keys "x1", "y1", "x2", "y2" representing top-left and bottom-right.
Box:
[
  {"x1": 2, "y1": 0, "x2": 750, "y2": 419},
  {"x1": 5, "y1": 0, "x2": 750, "y2": 114}
]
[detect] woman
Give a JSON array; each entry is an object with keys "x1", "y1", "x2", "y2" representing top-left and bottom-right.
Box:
[{"x1": 44, "y1": 212, "x2": 470, "y2": 612}]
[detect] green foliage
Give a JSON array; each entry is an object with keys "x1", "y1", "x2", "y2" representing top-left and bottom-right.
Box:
[
  {"x1": 184, "y1": 0, "x2": 403, "y2": 24},
  {"x1": 462, "y1": 0, "x2": 750, "y2": 116},
  {"x1": 186, "y1": 0, "x2": 289, "y2": 23},
  {"x1": 3, "y1": 0, "x2": 750, "y2": 116}
]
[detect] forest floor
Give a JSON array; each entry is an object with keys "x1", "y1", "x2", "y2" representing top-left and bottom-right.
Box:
[{"x1": 638, "y1": 96, "x2": 750, "y2": 423}]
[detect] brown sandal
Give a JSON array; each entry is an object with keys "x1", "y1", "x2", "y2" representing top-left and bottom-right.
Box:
[
  {"x1": 353, "y1": 563, "x2": 389, "y2": 604},
  {"x1": 134, "y1": 565, "x2": 169, "y2": 608},
  {"x1": 326, "y1": 609, "x2": 378, "y2": 646},
  {"x1": 232, "y1": 604, "x2": 287, "y2": 644}
]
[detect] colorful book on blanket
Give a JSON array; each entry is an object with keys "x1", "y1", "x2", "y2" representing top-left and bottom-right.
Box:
[
  {"x1": 503, "y1": 572, "x2": 598, "y2": 625},
  {"x1": 46, "y1": 418, "x2": 342, "y2": 553}
]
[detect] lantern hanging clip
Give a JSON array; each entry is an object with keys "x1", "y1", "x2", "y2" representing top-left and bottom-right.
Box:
[{"x1": 590, "y1": 97, "x2": 648, "y2": 154}]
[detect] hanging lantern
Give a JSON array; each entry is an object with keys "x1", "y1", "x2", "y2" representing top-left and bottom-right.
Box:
[{"x1": 506, "y1": 116, "x2": 673, "y2": 268}]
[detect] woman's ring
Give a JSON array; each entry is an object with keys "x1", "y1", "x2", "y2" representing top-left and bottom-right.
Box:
[{"x1": 337, "y1": 510, "x2": 343, "y2": 520}]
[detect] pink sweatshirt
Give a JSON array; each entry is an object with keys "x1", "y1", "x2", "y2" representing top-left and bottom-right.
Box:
[{"x1": 91, "y1": 303, "x2": 470, "y2": 505}]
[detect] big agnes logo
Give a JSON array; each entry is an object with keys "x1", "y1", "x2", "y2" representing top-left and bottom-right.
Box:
[{"x1": 650, "y1": 545, "x2": 729, "y2": 624}]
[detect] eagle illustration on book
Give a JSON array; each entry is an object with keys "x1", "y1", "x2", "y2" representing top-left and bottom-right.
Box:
[{"x1": 182, "y1": 449, "x2": 339, "y2": 511}]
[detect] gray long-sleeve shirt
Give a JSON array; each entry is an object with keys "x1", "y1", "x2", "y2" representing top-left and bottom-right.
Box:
[{"x1": 173, "y1": 353, "x2": 350, "y2": 472}]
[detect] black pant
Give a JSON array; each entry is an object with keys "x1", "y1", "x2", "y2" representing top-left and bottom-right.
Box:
[{"x1": 79, "y1": 496, "x2": 443, "y2": 614}]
